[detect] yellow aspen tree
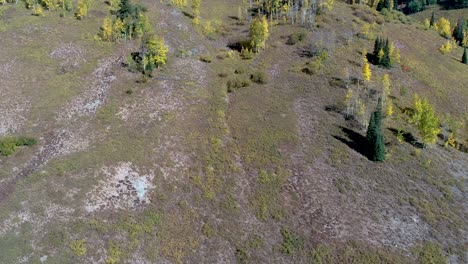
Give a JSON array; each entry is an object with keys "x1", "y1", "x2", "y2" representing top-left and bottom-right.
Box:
[
  {"x1": 357, "y1": 99, "x2": 367, "y2": 128},
  {"x1": 101, "y1": 16, "x2": 113, "y2": 41},
  {"x1": 75, "y1": 0, "x2": 88, "y2": 19},
  {"x1": 344, "y1": 88, "x2": 354, "y2": 116},
  {"x1": 439, "y1": 40, "x2": 453, "y2": 54},
  {"x1": 172, "y1": 0, "x2": 187, "y2": 8},
  {"x1": 33, "y1": 4, "x2": 44, "y2": 16},
  {"x1": 262, "y1": 15, "x2": 269, "y2": 40},
  {"x1": 134, "y1": 14, "x2": 151, "y2": 37},
  {"x1": 192, "y1": 0, "x2": 201, "y2": 25},
  {"x1": 146, "y1": 35, "x2": 169, "y2": 68},
  {"x1": 42, "y1": 0, "x2": 57, "y2": 10},
  {"x1": 112, "y1": 18, "x2": 126, "y2": 40},
  {"x1": 378, "y1": 49, "x2": 384, "y2": 64},
  {"x1": 386, "y1": 100, "x2": 393, "y2": 117},
  {"x1": 389, "y1": 42, "x2": 400, "y2": 64},
  {"x1": 424, "y1": 18, "x2": 430, "y2": 29},
  {"x1": 435, "y1": 17, "x2": 451, "y2": 39},
  {"x1": 410, "y1": 94, "x2": 423, "y2": 124},
  {"x1": 463, "y1": 31, "x2": 468, "y2": 47},
  {"x1": 362, "y1": 61, "x2": 372, "y2": 83},
  {"x1": 417, "y1": 98, "x2": 440, "y2": 145},
  {"x1": 362, "y1": 48, "x2": 368, "y2": 65},
  {"x1": 109, "y1": 0, "x2": 120, "y2": 11},
  {"x1": 249, "y1": 16, "x2": 269, "y2": 52}
]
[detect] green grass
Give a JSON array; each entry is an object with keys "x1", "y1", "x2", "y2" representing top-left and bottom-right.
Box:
[
  {"x1": 0, "y1": 136, "x2": 37, "y2": 156},
  {"x1": 277, "y1": 227, "x2": 304, "y2": 255}
]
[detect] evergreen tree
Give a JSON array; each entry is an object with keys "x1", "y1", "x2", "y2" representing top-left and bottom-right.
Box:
[
  {"x1": 373, "y1": 37, "x2": 382, "y2": 57},
  {"x1": 453, "y1": 19, "x2": 465, "y2": 45},
  {"x1": 462, "y1": 48, "x2": 467, "y2": 64},
  {"x1": 380, "y1": 38, "x2": 391, "y2": 68},
  {"x1": 366, "y1": 101, "x2": 385, "y2": 162},
  {"x1": 430, "y1": 12, "x2": 435, "y2": 27}
]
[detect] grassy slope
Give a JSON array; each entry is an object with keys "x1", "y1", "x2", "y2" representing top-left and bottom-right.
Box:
[{"x1": 0, "y1": 1, "x2": 467, "y2": 263}]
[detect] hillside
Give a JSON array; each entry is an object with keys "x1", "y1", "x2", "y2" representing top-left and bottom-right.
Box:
[{"x1": 0, "y1": 0, "x2": 467, "y2": 263}]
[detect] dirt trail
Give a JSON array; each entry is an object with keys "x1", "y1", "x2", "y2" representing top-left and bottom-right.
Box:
[{"x1": 0, "y1": 57, "x2": 121, "y2": 203}]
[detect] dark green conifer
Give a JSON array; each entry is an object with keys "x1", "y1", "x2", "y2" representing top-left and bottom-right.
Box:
[
  {"x1": 462, "y1": 48, "x2": 468, "y2": 64},
  {"x1": 366, "y1": 100, "x2": 385, "y2": 162},
  {"x1": 453, "y1": 19, "x2": 465, "y2": 45},
  {"x1": 381, "y1": 38, "x2": 391, "y2": 68},
  {"x1": 430, "y1": 12, "x2": 435, "y2": 27}
]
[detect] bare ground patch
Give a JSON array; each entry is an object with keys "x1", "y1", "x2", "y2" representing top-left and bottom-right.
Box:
[{"x1": 85, "y1": 162, "x2": 155, "y2": 212}]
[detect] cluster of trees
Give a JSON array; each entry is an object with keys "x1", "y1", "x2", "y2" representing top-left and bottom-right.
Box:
[
  {"x1": 372, "y1": 37, "x2": 401, "y2": 68},
  {"x1": 238, "y1": 0, "x2": 333, "y2": 27},
  {"x1": 129, "y1": 34, "x2": 169, "y2": 78},
  {"x1": 98, "y1": 0, "x2": 150, "y2": 41},
  {"x1": 0, "y1": 0, "x2": 90, "y2": 17}
]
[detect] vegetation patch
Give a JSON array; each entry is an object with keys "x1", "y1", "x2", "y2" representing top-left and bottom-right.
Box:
[{"x1": 0, "y1": 136, "x2": 37, "y2": 156}]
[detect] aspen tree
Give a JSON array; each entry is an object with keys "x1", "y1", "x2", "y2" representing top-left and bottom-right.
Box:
[
  {"x1": 362, "y1": 61, "x2": 371, "y2": 83},
  {"x1": 192, "y1": 0, "x2": 201, "y2": 25},
  {"x1": 101, "y1": 16, "x2": 113, "y2": 41}
]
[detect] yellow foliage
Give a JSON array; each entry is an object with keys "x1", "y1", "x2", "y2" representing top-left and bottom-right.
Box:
[
  {"x1": 362, "y1": 62, "x2": 371, "y2": 82},
  {"x1": 389, "y1": 42, "x2": 400, "y2": 64},
  {"x1": 463, "y1": 31, "x2": 468, "y2": 47},
  {"x1": 249, "y1": 16, "x2": 269, "y2": 52},
  {"x1": 435, "y1": 17, "x2": 451, "y2": 39},
  {"x1": 75, "y1": 0, "x2": 89, "y2": 19},
  {"x1": 439, "y1": 40, "x2": 453, "y2": 54},
  {"x1": 320, "y1": 0, "x2": 334, "y2": 11},
  {"x1": 101, "y1": 16, "x2": 113, "y2": 41},
  {"x1": 42, "y1": 0, "x2": 58, "y2": 10},
  {"x1": 386, "y1": 100, "x2": 393, "y2": 117},
  {"x1": 360, "y1": 22, "x2": 376, "y2": 40},
  {"x1": 33, "y1": 5, "x2": 44, "y2": 16},
  {"x1": 423, "y1": 18, "x2": 430, "y2": 29},
  {"x1": 146, "y1": 35, "x2": 169, "y2": 68},
  {"x1": 171, "y1": 0, "x2": 187, "y2": 8},
  {"x1": 113, "y1": 18, "x2": 126, "y2": 40},
  {"x1": 445, "y1": 133, "x2": 457, "y2": 148},
  {"x1": 109, "y1": 0, "x2": 120, "y2": 11},
  {"x1": 362, "y1": 48, "x2": 368, "y2": 64},
  {"x1": 411, "y1": 94, "x2": 440, "y2": 145},
  {"x1": 378, "y1": 48, "x2": 384, "y2": 63}
]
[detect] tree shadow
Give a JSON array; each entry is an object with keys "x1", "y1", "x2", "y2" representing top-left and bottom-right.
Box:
[
  {"x1": 334, "y1": 126, "x2": 370, "y2": 159},
  {"x1": 182, "y1": 11, "x2": 194, "y2": 19},
  {"x1": 227, "y1": 39, "x2": 250, "y2": 52},
  {"x1": 388, "y1": 128, "x2": 424, "y2": 148}
]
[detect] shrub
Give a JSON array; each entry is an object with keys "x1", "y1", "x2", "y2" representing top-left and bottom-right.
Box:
[
  {"x1": 199, "y1": 54, "x2": 212, "y2": 63},
  {"x1": 240, "y1": 47, "x2": 254, "y2": 60},
  {"x1": 439, "y1": 40, "x2": 453, "y2": 54},
  {"x1": 278, "y1": 228, "x2": 303, "y2": 255},
  {"x1": 0, "y1": 136, "x2": 37, "y2": 156},
  {"x1": 302, "y1": 57, "x2": 323, "y2": 75},
  {"x1": 227, "y1": 77, "x2": 250, "y2": 92},
  {"x1": 287, "y1": 31, "x2": 306, "y2": 45},
  {"x1": 70, "y1": 239, "x2": 87, "y2": 256},
  {"x1": 250, "y1": 71, "x2": 268, "y2": 84},
  {"x1": 234, "y1": 66, "x2": 246, "y2": 74}
]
